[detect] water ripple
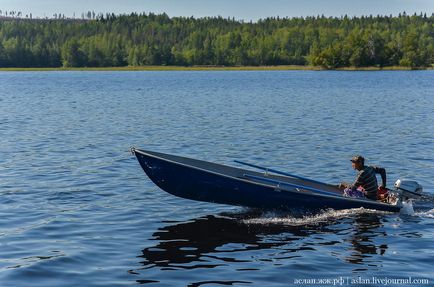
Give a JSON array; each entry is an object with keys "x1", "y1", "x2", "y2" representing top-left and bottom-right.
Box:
[{"x1": 1, "y1": 71, "x2": 433, "y2": 286}]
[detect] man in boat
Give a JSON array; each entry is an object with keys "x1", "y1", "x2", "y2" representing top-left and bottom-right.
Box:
[{"x1": 339, "y1": 155, "x2": 387, "y2": 200}]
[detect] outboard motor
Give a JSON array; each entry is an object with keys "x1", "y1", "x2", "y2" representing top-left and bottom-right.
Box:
[{"x1": 394, "y1": 179, "x2": 423, "y2": 201}]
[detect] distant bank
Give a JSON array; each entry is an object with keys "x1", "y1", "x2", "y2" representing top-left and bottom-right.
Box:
[
  {"x1": 0, "y1": 13, "x2": 433, "y2": 70},
  {"x1": 0, "y1": 65, "x2": 432, "y2": 72}
]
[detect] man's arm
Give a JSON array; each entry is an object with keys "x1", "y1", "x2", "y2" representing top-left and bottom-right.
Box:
[
  {"x1": 350, "y1": 171, "x2": 364, "y2": 191},
  {"x1": 373, "y1": 166, "x2": 387, "y2": 187}
]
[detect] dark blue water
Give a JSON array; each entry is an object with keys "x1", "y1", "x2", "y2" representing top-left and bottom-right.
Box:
[{"x1": 1, "y1": 71, "x2": 433, "y2": 287}]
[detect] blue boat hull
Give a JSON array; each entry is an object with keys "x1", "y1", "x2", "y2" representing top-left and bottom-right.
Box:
[{"x1": 133, "y1": 148, "x2": 401, "y2": 213}]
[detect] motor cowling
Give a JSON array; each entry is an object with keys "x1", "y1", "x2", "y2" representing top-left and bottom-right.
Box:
[{"x1": 394, "y1": 179, "x2": 423, "y2": 200}]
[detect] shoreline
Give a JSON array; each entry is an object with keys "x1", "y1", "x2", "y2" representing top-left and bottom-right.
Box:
[{"x1": 0, "y1": 65, "x2": 432, "y2": 72}]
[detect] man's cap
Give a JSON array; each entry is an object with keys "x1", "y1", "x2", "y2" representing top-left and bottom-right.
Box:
[{"x1": 351, "y1": 155, "x2": 364, "y2": 163}]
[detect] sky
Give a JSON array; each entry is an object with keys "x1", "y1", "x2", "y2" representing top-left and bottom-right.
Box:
[{"x1": 1, "y1": 0, "x2": 433, "y2": 20}]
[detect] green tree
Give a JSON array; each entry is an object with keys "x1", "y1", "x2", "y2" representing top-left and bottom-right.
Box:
[
  {"x1": 61, "y1": 39, "x2": 85, "y2": 67},
  {"x1": 0, "y1": 12, "x2": 432, "y2": 68},
  {"x1": 0, "y1": 42, "x2": 8, "y2": 67}
]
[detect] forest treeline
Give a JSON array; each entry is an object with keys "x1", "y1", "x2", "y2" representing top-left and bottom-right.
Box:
[{"x1": 0, "y1": 12, "x2": 433, "y2": 68}]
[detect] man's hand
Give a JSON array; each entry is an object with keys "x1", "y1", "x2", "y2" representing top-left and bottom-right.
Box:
[{"x1": 338, "y1": 183, "x2": 349, "y2": 190}]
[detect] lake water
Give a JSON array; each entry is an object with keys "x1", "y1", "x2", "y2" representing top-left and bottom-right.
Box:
[{"x1": 1, "y1": 70, "x2": 433, "y2": 287}]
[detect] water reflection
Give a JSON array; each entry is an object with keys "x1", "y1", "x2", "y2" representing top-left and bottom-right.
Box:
[
  {"x1": 345, "y1": 214, "x2": 387, "y2": 266},
  {"x1": 139, "y1": 211, "x2": 298, "y2": 269},
  {"x1": 135, "y1": 209, "x2": 394, "y2": 284}
]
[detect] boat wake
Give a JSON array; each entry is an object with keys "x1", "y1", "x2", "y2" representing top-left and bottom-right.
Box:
[
  {"x1": 410, "y1": 192, "x2": 434, "y2": 218},
  {"x1": 400, "y1": 200, "x2": 415, "y2": 215},
  {"x1": 415, "y1": 208, "x2": 434, "y2": 218},
  {"x1": 242, "y1": 208, "x2": 391, "y2": 226},
  {"x1": 239, "y1": 201, "x2": 434, "y2": 226},
  {"x1": 238, "y1": 192, "x2": 434, "y2": 226}
]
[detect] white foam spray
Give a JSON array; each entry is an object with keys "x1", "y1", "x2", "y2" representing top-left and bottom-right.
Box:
[
  {"x1": 242, "y1": 208, "x2": 390, "y2": 226},
  {"x1": 399, "y1": 200, "x2": 415, "y2": 216},
  {"x1": 415, "y1": 208, "x2": 434, "y2": 218}
]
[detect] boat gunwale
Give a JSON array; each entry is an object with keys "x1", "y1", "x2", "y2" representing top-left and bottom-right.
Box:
[{"x1": 133, "y1": 148, "x2": 401, "y2": 210}]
